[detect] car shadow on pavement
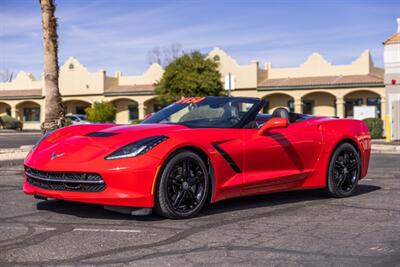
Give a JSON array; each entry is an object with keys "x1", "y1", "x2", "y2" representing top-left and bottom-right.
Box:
[{"x1": 36, "y1": 184, "x2": 381, "y2": 221}]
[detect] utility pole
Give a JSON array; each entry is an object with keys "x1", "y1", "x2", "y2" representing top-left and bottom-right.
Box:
[{"x1": 228, "y1": 72, "x2": 231, "y2": 97}]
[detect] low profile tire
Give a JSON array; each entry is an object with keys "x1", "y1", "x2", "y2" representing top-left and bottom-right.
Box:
[
  {"x1": 326, "y1": 143, "x2": 361, "y2": 197},
  {"x1": 155, "y1": 150, "x2": 209, "y2": 219}
]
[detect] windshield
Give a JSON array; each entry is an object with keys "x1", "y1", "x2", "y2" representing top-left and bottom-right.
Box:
[{"x1": 142, "y1": 97, "x2": 262, "y2": 128}]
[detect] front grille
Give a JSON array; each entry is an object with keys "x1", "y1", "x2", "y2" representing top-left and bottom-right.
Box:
[{"x1": 25, "y1": 166, "x2": 106, "y2": 192}]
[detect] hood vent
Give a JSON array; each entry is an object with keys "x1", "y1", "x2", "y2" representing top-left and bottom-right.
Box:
[{"x1": 85, "y1": 132, "x2": 119, "y2": 137}]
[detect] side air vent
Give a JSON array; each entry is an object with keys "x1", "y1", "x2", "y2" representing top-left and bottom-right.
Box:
[{"x1": 85, "y1": 132, "x2": 118, "y2": 137}]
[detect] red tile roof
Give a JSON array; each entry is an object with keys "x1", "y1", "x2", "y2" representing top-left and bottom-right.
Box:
[
  {"x1": 258, "y1": 74, "x2": 383, "y2": 88},
  {"x1": 104, "y1": 84, "x2": 155, "y2": 95},
  {"x1": 0, "y1": 89, "x2": 42, "y2": 99},
  {"x1": 383, "y1": 33, "x2": 400, "y2": 45}
]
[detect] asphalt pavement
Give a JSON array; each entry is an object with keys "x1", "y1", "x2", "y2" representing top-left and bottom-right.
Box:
[
  {"x1": 0, "y1": 131, "x2": 41, "y2": 149},
  {"x1": 0, "y1": 154, "x2": 399, "y2": 266}
]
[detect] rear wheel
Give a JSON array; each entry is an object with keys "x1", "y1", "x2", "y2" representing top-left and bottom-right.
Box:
[
  {"x1": 155, "y1": 151, "x2": 209, "y2": 219},
  {"x1": 326, "y1": 143, "x2": 360, "y2": 197}
]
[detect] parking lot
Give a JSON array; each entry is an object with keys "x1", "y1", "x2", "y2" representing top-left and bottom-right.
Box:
[{"x1": 0, "y1": 154, "x2": 399, "y2": 266}]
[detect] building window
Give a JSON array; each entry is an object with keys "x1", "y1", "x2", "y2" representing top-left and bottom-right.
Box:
[
  {"x1": 367, "y1": 97, "x2": 381, "y2": 118},
  {"x1": 303, "y1": 100, "x2": 314, "y2": 115},
  {"x1": 6, "y1": 107, "x2": 11, "y2": 116},
  {"x1": 69, "y1": 63, "x2": 74, "y2": 70},
  {"x1": 153, "y1": 104, "x2": 163, "y2": 112},
  {"x1": 287, "y1": 100, "x2": 294, "y2": 113},
  {"x1": 213, "y1": 55, "x2": 220, "y2": 61},
  {"x1": 262, "y1": 100, "x2": 270, "y2": 113},
  {"x1": 23, "y1": 107, "x2": 40, "y2": 122},
  {"x1": 76, "y1": 106, "x2": 87, "y2": 115},
  {"x1": 128, "y1": 104, "x2": 138, "y2": 121},
  {"x1": 345, "y1": 98, "x2": 363, "y2": 118}
]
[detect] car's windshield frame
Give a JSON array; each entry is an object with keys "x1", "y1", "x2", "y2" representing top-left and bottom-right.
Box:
[{"x1": 142, "y1": 97, "x2": 265, "y2": 129}]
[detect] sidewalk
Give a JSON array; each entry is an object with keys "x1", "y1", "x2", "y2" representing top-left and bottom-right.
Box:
[
  {"x1": 0, "y1": 145, "x2": 32, "y2": 162},
  {"x1": 0, "y1": 129, "x2": 41, "y2": 135}
]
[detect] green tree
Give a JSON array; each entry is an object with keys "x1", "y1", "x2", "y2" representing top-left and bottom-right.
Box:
[
  {"x1": 155, "y1": 51, "x2": 224, "y2": 105},
  {"x1": 85, "y1": 101, "x2": 116, "y2": 123}
]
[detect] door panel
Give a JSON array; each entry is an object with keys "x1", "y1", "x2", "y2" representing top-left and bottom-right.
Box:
[{"x1": 242, "y1": 121, "x2": 323, "y2": 191}]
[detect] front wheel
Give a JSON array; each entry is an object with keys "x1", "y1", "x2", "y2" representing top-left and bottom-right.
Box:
[
  {"x1": 326, "y1": 143, "x2": 361, "y2": 197},
  {"x1": 155, "y1": 150, "x2": 209, "y2": 219}
]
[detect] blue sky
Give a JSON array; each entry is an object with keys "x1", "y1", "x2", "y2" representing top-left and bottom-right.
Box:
[{"x1": 0, "y1": 0, "x2": 399, "y2": 79}]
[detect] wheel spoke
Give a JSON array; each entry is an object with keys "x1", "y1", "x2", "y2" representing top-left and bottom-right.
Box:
[
  {"x1": 188, "y1": 171, "x2": 203, "y2": 185},
  {"x1": 345, "y1": 173, "x2": 355, "y2": 187},
  {"x1": 336, "y1": 173, "x2": 346, "y2": 189},
  {"x1": 182, "y1": 160, "x2": 189, "y2": 179},
  {"x1": 347, "y1": 162, "x2": 358, "y2": 171},
  {"x1": 173, "y1": 191, "x2": 185, "y2": 208},
  {"x1": 186, "y1": 189, "x2": 198, "y2": 205},
  {"x1": 170, "y1": 179, "x2": 181, "y2": 186},
  {"x1": 335, "y1": 161, "x2": 344, "y2": 170}
]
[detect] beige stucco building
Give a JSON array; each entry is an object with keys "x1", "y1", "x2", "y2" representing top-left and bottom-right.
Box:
[{"x1": 0, "y1": 48, "x2": 385, "y2": 130}]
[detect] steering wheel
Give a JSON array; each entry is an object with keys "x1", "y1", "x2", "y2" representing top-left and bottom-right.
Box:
[{"x1": 225, "y1": 116, "x2": 240, "y2": 124}]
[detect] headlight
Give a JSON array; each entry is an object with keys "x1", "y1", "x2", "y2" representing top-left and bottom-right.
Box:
[{"x1": 105, "y1": 135, "x2": 168, "y2": 160}]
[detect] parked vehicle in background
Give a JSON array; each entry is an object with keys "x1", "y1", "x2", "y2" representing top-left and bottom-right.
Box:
[{"x1": 65, "y1": 114, "x2": 90, "y2": 125}]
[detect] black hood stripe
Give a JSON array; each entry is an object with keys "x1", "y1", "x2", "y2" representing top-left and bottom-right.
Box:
[{"x1": 85, "y1": 132, "x2": 119, "y2": 137}]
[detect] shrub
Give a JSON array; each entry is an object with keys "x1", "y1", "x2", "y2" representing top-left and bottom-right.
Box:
[
  {"x1": 0, "y1": 115, "x2": 23, "y2": 130},
  {"x1": 64, "y1": 117, "x2": 73, "y2": 126},
  {"x1": 363, "y1": 117, "x2": 383, "y2": 139},
  {"x1": 130, "y1": 119, "x2": 143, "y2": 124},
  {"x1": 85, "y1": 101, "x2": 116, "y2": 123}
]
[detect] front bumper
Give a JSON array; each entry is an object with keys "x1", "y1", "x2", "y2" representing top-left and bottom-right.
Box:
[{"x1": 23, "y1": 154, "x2": 162, "y2": 208}]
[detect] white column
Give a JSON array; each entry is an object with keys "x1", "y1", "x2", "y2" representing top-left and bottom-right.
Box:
[
  {"x1": 10, "y1": 105, "x2": 17, "y2": 118},
  {"x1": 381, "y1": 97, "x2": 387, "y2": 120},
  {"x1": 336, "y1": 97, "x2": 345, "y2": 118},
  {"x1": 40, "y1": 102, "x2": 45, "y2": 123},
  {"x1": 138, "y1": 102, "x2": 145, "y2": 120},
  {"x1": 294, "y1": 98, "x2": 302, "y2": 113}
]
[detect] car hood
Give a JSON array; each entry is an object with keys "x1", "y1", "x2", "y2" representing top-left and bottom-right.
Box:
[{"x1": 27, "y1": 123, "x2": 187, "y2": 164}]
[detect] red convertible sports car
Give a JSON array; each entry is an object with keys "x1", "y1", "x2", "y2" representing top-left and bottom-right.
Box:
[{"x1": 23, "y1": 96, "x2": 371, "y2": 219}]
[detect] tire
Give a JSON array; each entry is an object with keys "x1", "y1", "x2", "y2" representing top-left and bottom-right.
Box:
[
  {"x1": 155, "y1": 150, "x2": 210, "y2": 219},
  {"x1": 326, "y1": 143, "x2": 361, "y2": 197}
]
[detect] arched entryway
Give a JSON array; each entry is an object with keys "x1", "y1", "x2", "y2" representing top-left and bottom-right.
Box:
[
  {"x1": 63, "y1": 100, "x2": 91, "y2": 115},
  {"x1": 262, "y1": 93, "x2": 295, "y2": 113},
  {"x1": 0, "y1": 102, "x2": 11, "y2": 117},
  {"x1": 344, "y1": 90, "x2": 381, "y2": 118},
  {"x1": 144, "y1": 97, "x2": 164, "y2": 115},
  {"x1": 301, "y1": 91, "x2": 336, "y2": 116},
  {"x1": 15, "y1": 101, "x2": 41, "y2": 123},
  {"x1": 111, "y1": 98, "x2": 139, "y2": 123}
]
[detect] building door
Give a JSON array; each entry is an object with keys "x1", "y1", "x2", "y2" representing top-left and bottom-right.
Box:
[{"x1": 393, "y1": 100, "x2": 400, "y2": 141}]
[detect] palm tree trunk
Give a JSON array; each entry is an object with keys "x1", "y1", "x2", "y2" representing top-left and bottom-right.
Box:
[{"x1": 40, "y1": 0, "x2": 64, "y2": 134}]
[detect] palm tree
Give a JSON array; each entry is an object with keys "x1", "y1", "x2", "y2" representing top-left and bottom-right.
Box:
[{"x1": 40, "y1": 0, "x2": 64, "y2": 134}]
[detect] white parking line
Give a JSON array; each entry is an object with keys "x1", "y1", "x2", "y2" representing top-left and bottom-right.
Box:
[
  {"x1": 73, "y1": 228, "x2": 141, "y2": 233},
  {"x1": 0, "y1": 225, "x2": 141, "y2": 233}
]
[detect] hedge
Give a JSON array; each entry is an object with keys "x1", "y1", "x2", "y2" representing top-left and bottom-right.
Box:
[
  {"x1": 0, "y1": 115, "x2": 23, "y2": 131},
  {"x1": 363, "y1": 117, "x2": 383, "y2": 139}
]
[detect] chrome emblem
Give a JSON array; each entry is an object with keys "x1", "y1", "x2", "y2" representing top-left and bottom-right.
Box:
[{"x1": 51, "y1": 152, "x2": 65, "y2": 160}]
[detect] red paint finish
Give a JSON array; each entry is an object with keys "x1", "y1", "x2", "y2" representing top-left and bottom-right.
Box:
[{"x1": 23, "y1": 117, "x2": 371, "y2": 208}]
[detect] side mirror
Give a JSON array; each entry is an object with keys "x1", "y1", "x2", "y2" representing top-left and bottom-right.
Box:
[
  {"x1": 143, "y1": 113, "x2": 153, "y2": 120},
  {"x1": 257, "y1": 118, "x2": 288, "y2": 136}
]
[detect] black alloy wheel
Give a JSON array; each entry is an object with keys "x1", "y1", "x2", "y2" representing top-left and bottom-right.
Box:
[
  {"x1": 326, "y1": 143, "x2": 360, "y2": 197},
  {"x1": 155, "y1": 150, "x2": 209, "y2": 219}
]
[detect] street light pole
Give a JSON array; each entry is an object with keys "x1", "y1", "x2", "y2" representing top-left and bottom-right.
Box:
[{"x1": 228, "y1": 72, "x2": 231, "y2": 97}]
